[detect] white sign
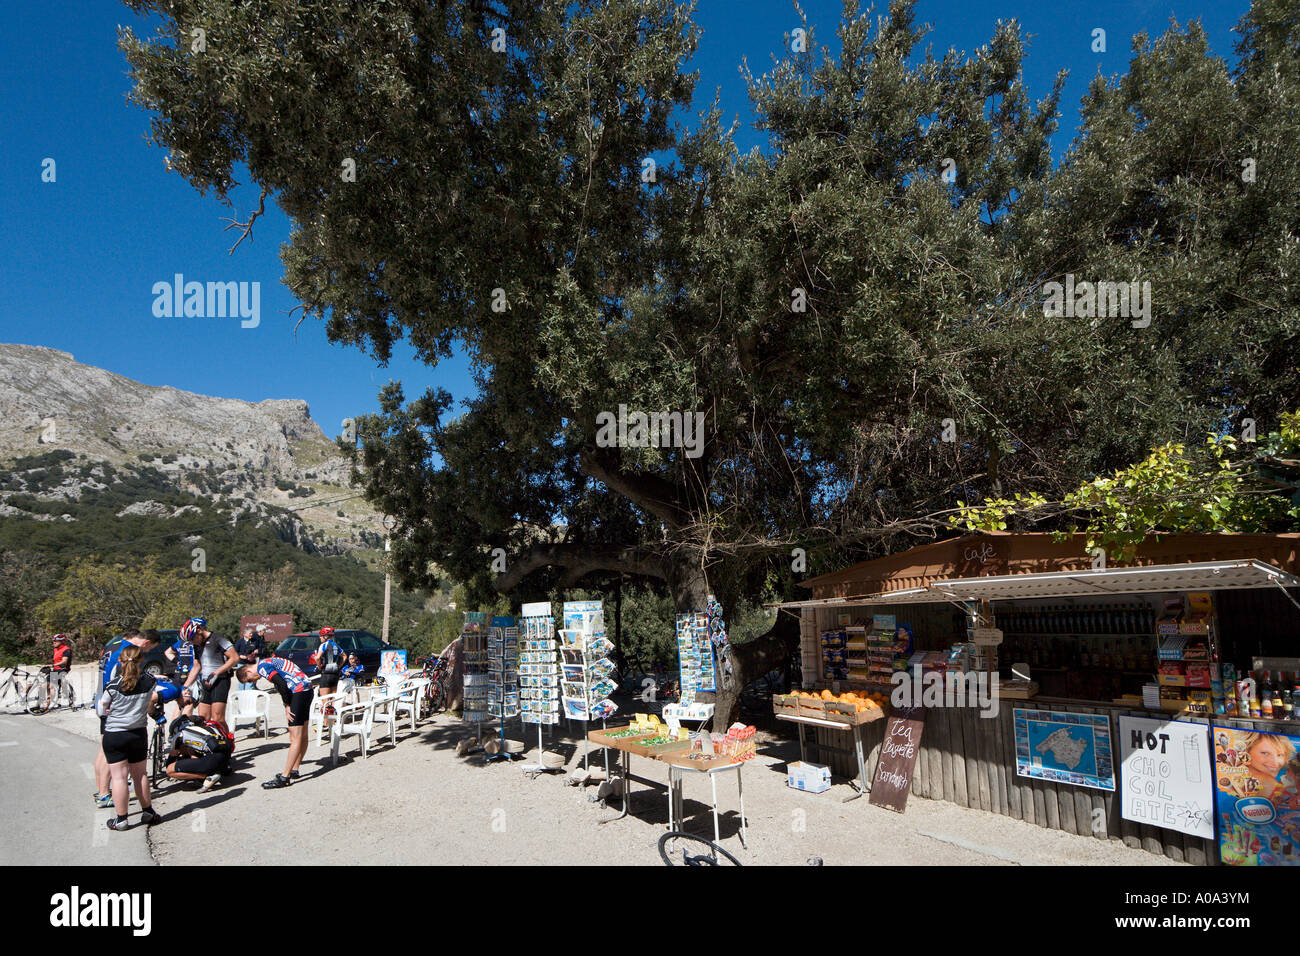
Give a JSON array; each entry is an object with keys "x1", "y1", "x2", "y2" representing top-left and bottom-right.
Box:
[
  {"x1": 1118, "y1": 715, "x2": 1213, "y2": 839},
  {"x1": 972, "y1": 627, "x2": 1003, "y2": 647},
  {"x1": 520, "y1": 602, "x2": 551, "y2": 618}
]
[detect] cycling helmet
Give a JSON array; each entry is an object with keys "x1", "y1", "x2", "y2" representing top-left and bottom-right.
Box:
[
  {"x1": 319, "y1": 626, "x2": 335, "y2": 637},
  {"x1": 52, "y1": 633, "x2": 69, "y2": 643},
  {"x1": 179, "y1": 618, "x2": 206, "y2": 642}
]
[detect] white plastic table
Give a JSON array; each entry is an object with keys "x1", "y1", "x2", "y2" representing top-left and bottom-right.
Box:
[{"x1": 775, "y1": 711, "x2": 872, "y2": 802}]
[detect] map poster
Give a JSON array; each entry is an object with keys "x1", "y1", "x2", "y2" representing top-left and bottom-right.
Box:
[
  {"x1": 869, "y1": 706, "x2": 926, "y2": 813},
  {"x1": 1212, "y1": 725, "x2": 1300, "y2": 866},
  {"x1": 379, "y1": 649, "x2": 407, "y2": 678},
  {"x1": 1013, "y1": 708, "x2": 1115, "y2": 791},
  {"x1": 1118, "y1": 715, "x2": 1214, "y2": 839}
]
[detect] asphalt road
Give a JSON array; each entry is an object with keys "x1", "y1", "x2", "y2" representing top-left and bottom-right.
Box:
[{"x1": 0, "y1": 709, "x2": 154, "y2": 866}]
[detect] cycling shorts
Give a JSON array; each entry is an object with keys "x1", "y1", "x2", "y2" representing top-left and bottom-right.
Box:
[
  {"x1": 171, "y1": 752, "x2": 229, "y2": 777},
  {"x1": 102, "y1": 728, "x2": 148, "y2": 764},
  {"x1": 201, "y1": 674, "x2": 231, "y2": 705},
  {"x1": 286, "y1": 689, "x2": 314, "y2": 727}
]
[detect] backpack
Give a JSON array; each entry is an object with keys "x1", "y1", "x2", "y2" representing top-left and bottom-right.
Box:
[{"x1": 171, "y1": 717, "x2": 233, "y2": 757}]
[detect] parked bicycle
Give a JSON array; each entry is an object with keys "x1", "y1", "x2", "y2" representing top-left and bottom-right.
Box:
[
  {"x1": 0, "y1": 666, "x2": 40, "y2": 711},
  {"x1": 25, "y1": 666, "x2": 77, "y2": 715},
  {"x1": 148, "y1": 709, "x2": 169, "y2": 786},
  {"x1": 416, "y1": 653, "x2": 451, "y2": 717}
]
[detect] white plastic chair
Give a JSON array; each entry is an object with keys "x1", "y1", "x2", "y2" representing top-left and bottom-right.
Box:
[
  {"x1": 311, "y1": 685, "x2": 357, "y2": 748},
  {"x1": 393, "y1": 681, "x2": 423, "y2": 732},
  {"x1": 330, "y1": 700, "x2": 374, "y2": 766},
  {"x1": 369, "y1": 692, "x2": 400, "y2": 746},
  {"x1": 227, "y1": 690, "x2": 270, "y2": 738}
]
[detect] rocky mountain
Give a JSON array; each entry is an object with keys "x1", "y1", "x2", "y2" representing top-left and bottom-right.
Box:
[{"x1": 0, "y1": 343, "x2": 383, "y2": 554}]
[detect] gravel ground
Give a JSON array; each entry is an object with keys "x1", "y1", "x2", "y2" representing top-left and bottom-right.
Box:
[{"x1": 24, "y1": 666, "x2": 1177, "y2": 866}]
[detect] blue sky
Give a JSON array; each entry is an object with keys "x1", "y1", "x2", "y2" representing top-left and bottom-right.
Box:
[{"x1": 0, "y1": 0, "x2": 1249, "y2": 440}]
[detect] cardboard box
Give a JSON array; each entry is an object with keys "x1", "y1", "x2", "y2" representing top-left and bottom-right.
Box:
[{"x1": 788, "y1": 761, "x2": 832, "y2": 794}]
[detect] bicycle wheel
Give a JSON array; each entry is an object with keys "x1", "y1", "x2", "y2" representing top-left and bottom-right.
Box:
[
  {"x1": 150, "y1": 727, "x2": 166, "y2": 785},
  {"x1": 25, "y1": 681, "x2": 49, "y2": 716},
  {"x1": 658, "y1": 831, "x2": 742, "y2": 866},
  {"x1": 428, "y1": 677, "x2": 447, "y2": 714}
]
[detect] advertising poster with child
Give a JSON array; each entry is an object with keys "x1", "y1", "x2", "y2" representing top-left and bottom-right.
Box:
[{"x1": 1213, "y1": 726, "x2": 1300, "y2": 866}]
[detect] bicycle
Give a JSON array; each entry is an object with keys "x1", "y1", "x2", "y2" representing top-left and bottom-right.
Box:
[
  {"x1": 148, "y1": 710, "x2": 169, "y2": 786},
  {"x1": 658, "y1": 830, "x2": 742, "y2": 866},
  {"x1": 416, "y1": 654, "x2": 451, "y2": 718},
  {"x1": 26, "y1": 666, "x2": 77, "y2": 715},
  {"x1": 0, "y1": 666, "x2": 39, "y2": 710}
]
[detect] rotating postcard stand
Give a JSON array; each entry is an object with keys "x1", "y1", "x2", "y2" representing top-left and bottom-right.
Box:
[
  {"x1": 518, "y1": 601, "x2": 561, "y2": 777},
  {"x1": 485, "y1": 616, "x2": 522, "y2": 763},
  {"x1": 461, "y1": 612, "x2": 491, "y2": 748},
  {"x1": 560, "y1": 600, "x2": 618, "y2": 773}
]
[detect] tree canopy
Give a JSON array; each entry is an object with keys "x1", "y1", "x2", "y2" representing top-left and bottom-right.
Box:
[{"x1": 121, "y1": 0, "x2": 1300, "y2": 722}]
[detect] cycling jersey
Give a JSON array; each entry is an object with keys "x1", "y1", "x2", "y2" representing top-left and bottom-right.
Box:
[
  {"x1": 317, "y1": 639, "x2": 342, "y2": 674},
  {"x1": 153, "y1": 678, "x2": 181, "y2": 705},
  {"x1": 52, "y1": 645, "x2": 71, "y2": 672},
  {"x1": 197, "y1": 633, "x2": 235, "y2": 676},
  {"x1": 341, "y1": 663, "x2": 364, "y2": 681},
  {"x1": 256, "y1": 657, "x2": 312, "y2": 694},
  {"x1": 102, "y1": 637, "x2": 149, "y2": 691}
]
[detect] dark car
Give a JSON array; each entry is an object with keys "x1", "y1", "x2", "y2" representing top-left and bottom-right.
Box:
[
  {"x1": 273, "y1": 629, "x2": 403, "y2": 681},
  {"x1": 99, "y1": 630, "x2": 181, "y2": 686}
]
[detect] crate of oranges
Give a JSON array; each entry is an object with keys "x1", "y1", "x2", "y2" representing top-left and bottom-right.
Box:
[{"x1": 820, "y1": 689, "x2": 889, "y2": 725}]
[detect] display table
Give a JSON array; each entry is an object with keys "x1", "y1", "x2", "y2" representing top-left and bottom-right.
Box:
[
  {"x1": 775, "y1": 711, "x2": 873, "y2": 802},
  {"x1": 585, "y1": 727, "x2": 747, "y2": 847},
  {"x1": 657, "y1": 751, "x2": 748, "y2": 848}
]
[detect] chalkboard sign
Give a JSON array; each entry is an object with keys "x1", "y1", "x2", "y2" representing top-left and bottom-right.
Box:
[{"x1": 869, "y1": 706, "x2": 926, "y2": 813}]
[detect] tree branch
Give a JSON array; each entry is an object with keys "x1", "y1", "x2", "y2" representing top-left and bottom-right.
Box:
[
  {"x1": 493, "y1": 542, "x2": 666, "y2": 592},
  {"x1": 579, "y1": 447, "x2": 692, "y2": 529},
  {"x1": 221, "y1": 187, "x2": 269, "y2": 255}
]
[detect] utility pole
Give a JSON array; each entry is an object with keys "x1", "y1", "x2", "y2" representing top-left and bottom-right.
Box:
[{"x1": 382, "y1": 515, "x2": 394, "y2": 645}]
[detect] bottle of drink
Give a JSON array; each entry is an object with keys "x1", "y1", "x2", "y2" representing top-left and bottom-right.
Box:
[
  {"x1": 1284, "y1": 680, "x2": 1295, "y2": 721},
  {"x1": 1251, "y1": 676, "x2": 1263, "y2": 719},
  {"x1": 1262, "y1": 679, "x2": 1275, "y2": 719},
  {"x1": 1271, "y1": 672, "x2": 1284, "y2": 720}
]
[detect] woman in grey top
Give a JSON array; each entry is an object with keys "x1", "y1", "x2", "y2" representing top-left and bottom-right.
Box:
[{"x1": 96, "y1": 645, "x2": 162, "y2": 831}]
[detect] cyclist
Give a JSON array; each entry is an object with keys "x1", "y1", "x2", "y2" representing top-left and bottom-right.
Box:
[
  {"x1": 340, "y1": 652, "x2": 364, "y2": 693},
  {"x1": 163, "y1": 713, "x2": 234, "y2": 792},
  {"x1": 180, "y1": 618, "x2": 238, "y2": 726},
  {"x1": 96, "y1": 646, "x2": 161, "y2": 831},
  {"x1": 236, "y1": 656, "x2": 313, "y2": 789},
  {"x1": 94, "y1": 628, "x2": 158, "y2": 808},
  {"x1": 47, "y1": 633, "x2": 72, "y2": 708},
  {"x1": 313, "y1": 627, "x2": 344, "y2": 713}
]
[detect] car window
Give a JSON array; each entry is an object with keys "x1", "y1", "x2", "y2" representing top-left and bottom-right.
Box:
[
  {"x1": 277, "y1": 638, "x2": 301, "y2": 653},
  {"x1": 355, "y1": 634, "x2": 385, "y2": 650},
  {"x1": 335, "y1": 635, "x2": 357, "y2": 651}
]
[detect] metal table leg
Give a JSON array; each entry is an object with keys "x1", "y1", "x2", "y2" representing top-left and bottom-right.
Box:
[
  {"x1": 736, "y1": 765, "x2": 748, "y2": 849},
  {"x1": 842, "y1": 725, "x2": 869, "y2": 803},
  {"x1": 797, "y1": 721, "x2": 807, "y2": 762},
  {"x1": 598, "y1": 749, "x2": 632, "y2": 823}
]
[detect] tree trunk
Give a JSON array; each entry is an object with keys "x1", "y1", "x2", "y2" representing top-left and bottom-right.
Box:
[{"x1": 712, "y1": 611, "x2": 800, "y2": 729}]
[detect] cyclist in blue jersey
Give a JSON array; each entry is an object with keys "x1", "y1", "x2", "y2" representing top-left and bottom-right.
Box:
[{"x1": 237, "y1": 656, "x2": 314, "y2": 789}]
